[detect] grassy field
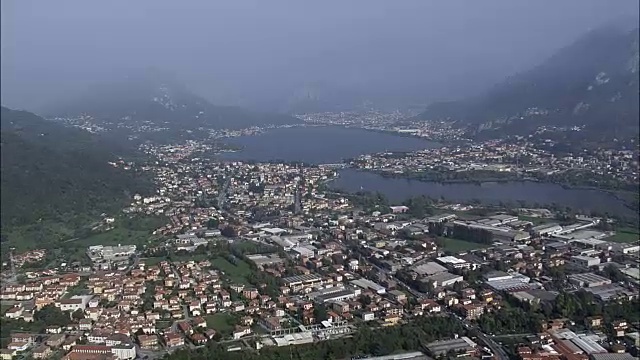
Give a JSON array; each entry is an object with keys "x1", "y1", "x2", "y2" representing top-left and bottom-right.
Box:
[
  {"x1": 605, "y1": 227, "x2": 640, "y2": 243},
  {"x1": 2, "y1": 221, "x2": 76, "y2": 253},
  {"x1": 1, "y1": 216, "x2": 166, "y2": 267},
  {"x1": 1, "y1": 304, "x2": 13, "y2": 315},
  {"x1": 74, "y1": 218, "x2": 163, "y2": 247},
  {"x1": 206, "y1": 313, "x2": 237, "y2": 336},
  {"x1": 142, "y1": 257, "x2": 168, "y2": 266},
  {"x1": 155, "y1": 320, "x2": 172, "y2": 330},
  {"x1": 439, "y1": 237, "x2": 489, "y2": 253},
  {"x1": 211, "y1": 256, "x2": 253, "y2": 284}
]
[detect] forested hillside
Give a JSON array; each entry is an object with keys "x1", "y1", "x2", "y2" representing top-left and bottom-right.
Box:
[{"x1": 0, "y1": 107, "x2": 151, "y2": 231}]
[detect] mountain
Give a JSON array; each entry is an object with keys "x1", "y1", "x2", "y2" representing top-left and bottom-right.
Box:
[
  {"x1": 416, "y1": 25, "x2": 640, "y2": 144},
  {"x1": 48, "y1": 69, "x2": 300, "y2": 131},
  {"x1": 0, "y1": 107, "x2": 150, "y2": 230}
]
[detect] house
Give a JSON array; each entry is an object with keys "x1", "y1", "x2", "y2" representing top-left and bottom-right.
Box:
[
  {"x1": 4, "y1": 305, "x2": 23, "y2": 319},
  {"x1": 105, "y1": 333, "x2": 131, "y2": 347},
  {"x1": 204, "y1": 329, "x2": 217, "y2": 340},
  {"x1": 88, "y1": 298, "x2": 100, "y2": 308},
  {"x1": 163, "y1": 333, "x2": 185, "y2": 348},
  {"x1": 327, "y1": 311, "x2": 342, "y2": 323},
  {"x1": 389, "y1": 206, "x2": 409, "y2": 214},
  {"x1": 62, "y1": 336, "x2": 79, "y2": 351},
  {"x1": 612, "y1": 320, "x2": 628, "y2": 337},
  {"x1": 32, "y1": 345, "x2": 52, "y2": 359},
  {"x1": 56, "y1": 298, "x2": 84, "y2": 312},
  {"x1": 242, "y1": 288, "x2": 259, "y2": 299},
  {"x1": 459, "y1": 304, "x2": 484, "y2": 320},
  {"x1": 21, "y1": 311, "x2": 34, "y2": 323},
  {"x1": 233, "y1": 326, "x2": 252, "y2": 340},
  {"x1": 10, "y1": 334, "x2": 34, "y2": 346},
  {"x1": 189, "y1": 333, "x2": 207, "y2": 346},
  {"x1": 7, "y1": 342, "x2": 30, "y2": 352},
  {"x1": 240, "y1": 316, "x2": 254, "y2": 326},
  {"x1": 137, "y1": 335, "x2": 158, "y2": 349},
  {"x1": 0, "y1": 349, "x2": 16, "y2": 360},
  {"x1": 79, "y1": 319, "x2": 93, "y2": 331},
  {"x1": 388, "y1": 290, "x2": 407, "y2": 303},
  {"x1": 259, "y1": 316, "x2": 282, "y2": 331},
  {"x1": 331, "y1": 301, "x2": 349, "y2": 314},
  {"x1": 585, "y1": 316, "x2": 603, "y2": 328},
  {"x1": 87, "y1": 329, "x2": 110, "y2": 344},
  {"x1": 383, "y1": 314, "x2": 401, "y2": 326},
  {"x1": 46, "y1": 325, "x2": 63, "y2": 334},
  {"x1": 46, "y1": 334, "x2": 66, "y2": 348},
  {"x1": 177, "y1": 321, "x2": 193, "y2": 335},
  {"x1": 192, "y1": 317, "x2": 207, "y2": 329},
  {"x1": 362, "y1": 312, "x2": 375, "y2": 321}
]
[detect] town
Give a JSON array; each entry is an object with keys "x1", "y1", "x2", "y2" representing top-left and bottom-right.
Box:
[{"x1": 1, "y1": 139, "x2": 638, "y2": 360}]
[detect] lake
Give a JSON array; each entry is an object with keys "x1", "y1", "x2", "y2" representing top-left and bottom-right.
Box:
[
  {"x1": 219, "y1": 126, "x2": 438, "y2": 164},
  {"x1": 329, "y1": 168, "x2": 636, "y2": 218}
]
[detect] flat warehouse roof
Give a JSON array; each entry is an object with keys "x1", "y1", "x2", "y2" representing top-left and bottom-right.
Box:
[{"x1": 282, "y1": 274, "x2": 322, "y2": 284}]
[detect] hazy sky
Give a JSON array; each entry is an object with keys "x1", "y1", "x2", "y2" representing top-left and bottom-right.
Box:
[{"x1": 1, "y1": 0, "x2": 638, "y2": 112}]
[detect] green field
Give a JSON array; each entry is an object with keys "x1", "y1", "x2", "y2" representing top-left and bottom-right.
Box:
[
  {"x1": 78, "y1": 222, "x2": 162, "y2": 248},
  {"x1": 206, "y1": 313, "x2": 237, "y2": 336},
  {"x1": 439, "y1": 237, "x2": 489, "y2": 253},
  {"x1": 2, "y1": 221, "x2": 76, "y2": 253},
  {"x1": 211, "y1": 257, "x2": 253, "y2": 284},
  {"x1": 1, "y1": 305, "x2": 13, "y2": 315},
  {"x1": 2, "y1": 215, "x2": 166, "y2": 256},
  {"x1": 142, "y1": 257, "x2": 169, "y2": 266},
  {"x1": 605, "y1": 227, "x2": 640, "y2": 243},
  {"x1": 155, "y1": 320, "x2": 172, "y2": 330}
]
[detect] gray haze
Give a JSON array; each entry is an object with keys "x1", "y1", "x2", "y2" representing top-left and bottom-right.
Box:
[{"x1": 1, "y1": 0, "x2": 638, "y2": 113}]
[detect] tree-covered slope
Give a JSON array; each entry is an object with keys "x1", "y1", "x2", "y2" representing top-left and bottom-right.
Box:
[
  {"x1": 0, "y1": 107, "x2": 150, "y2": 229},
  {"x1": 417, "y1": 25, "x2": 639, "y2": 143}
]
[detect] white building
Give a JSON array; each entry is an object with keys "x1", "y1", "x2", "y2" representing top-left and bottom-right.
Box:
[
  {"x1": 436, "y1": 256, "x2": 471, "y2": 270},
  {"x1": 570, "y1": 256, "x2": 601, "y2": 268},
  {"x1": 348, "y1": 259, "x2": 359, "y2": 271},
  {"x1": 362, "y1": 312, "x2": 375, "y2": 321},
  {"x1": 111, "y1": 344, "x2": 136, "y2": 360}
]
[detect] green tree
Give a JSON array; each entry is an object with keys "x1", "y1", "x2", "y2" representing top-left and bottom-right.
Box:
[
  {"x1": 313, "y1": 303, "x2": 329, "y2": 322},
  {"x1": 72, "y1": 309, "x2": 85, "y2": 320},
  {"x1": 34, "y1": 304, "x2": 71, "y2": 327},
  {"x1": 207, "y1": 218, "x2": 219, "y2": 229}
]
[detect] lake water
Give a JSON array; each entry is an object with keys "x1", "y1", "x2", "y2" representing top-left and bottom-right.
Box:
[
  {"x1": 219, "y1": 126, "x2": 438, "y2": 164},
  {"x1": 329, "y1": 168, "x2": 636, "y2": 218}
]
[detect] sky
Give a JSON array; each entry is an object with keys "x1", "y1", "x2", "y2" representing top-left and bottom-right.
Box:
[{"x1": 1, "y1": 0, "x2": 638, "y2": 113}]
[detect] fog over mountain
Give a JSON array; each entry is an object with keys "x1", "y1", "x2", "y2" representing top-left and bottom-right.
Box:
[{"x1": 1, "y1": 0, "x2": 638, "y2": 113}]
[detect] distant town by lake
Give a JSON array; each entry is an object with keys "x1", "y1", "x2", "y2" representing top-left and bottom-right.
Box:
[{"x1": 219, "y1": 126, "x2": 635, "y2": 218}]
